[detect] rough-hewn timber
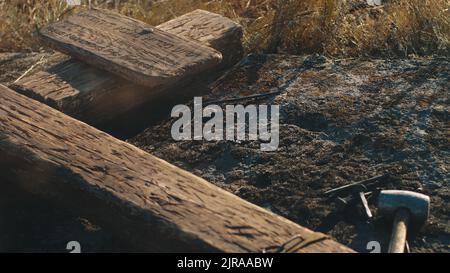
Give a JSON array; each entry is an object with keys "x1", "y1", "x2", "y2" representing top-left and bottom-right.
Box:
[
  {"x1": 0, "y1": 85, "x2": 353, "y2": 253},
  {"x1": 12, "y1": 9, "x2": 243, "y2": 125},
  {"x1": 38, "y1": 8, "x2": 222, "y2": 88},
  {"x1": 157, "y1": 9, "x2": 243, "y2": 67}
]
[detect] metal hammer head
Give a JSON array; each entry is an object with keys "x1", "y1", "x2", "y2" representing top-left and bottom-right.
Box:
[{"x1": 378, "y1": 190, "x2": 430, "y2": 224}]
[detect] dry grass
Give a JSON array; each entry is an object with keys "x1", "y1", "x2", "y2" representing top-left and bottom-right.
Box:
[
  {"x1": 240, "y1": 0, "x2": 450, "y2": 57},
  {"x1": 0, "y1": 0, "x2": 69, "y2": 52},
  {"x1": 0, "y1": 0, "x2": 449, "y2": 57}
]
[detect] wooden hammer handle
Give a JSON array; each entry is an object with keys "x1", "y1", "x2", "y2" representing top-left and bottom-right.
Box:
[{"x1": 388, "y1": 208, "x2": 410, "y2": 253}]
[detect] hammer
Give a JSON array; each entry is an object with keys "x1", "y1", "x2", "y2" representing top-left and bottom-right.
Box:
[{"x1": 378, "y1": 190, "x2": 430, "y2": 253}]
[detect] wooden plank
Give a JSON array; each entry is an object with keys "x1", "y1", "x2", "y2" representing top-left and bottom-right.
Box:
[
  {"x1": 38, "y1": 8, "x2": 222, "y2": 88},
  {"x1": 158, "y1": 9, "x2": 243, "y2": 67},
  {"x1": 0, "y1": 85, "x2": 354, "y2": 253},
  {"x1": 12, "y1": 9, "x2": 243, "y2": 125}
]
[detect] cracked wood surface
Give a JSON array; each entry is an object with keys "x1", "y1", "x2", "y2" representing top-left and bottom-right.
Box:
[
  {"x1": 0, "y1": 85, "x2": 353, "y2": 253},
  {"x1": 12, "y1": 9, "x2": 243, "y2": 125},
  {"x1": 38, "y1": 8, "x2": 222, "y2": 88}
]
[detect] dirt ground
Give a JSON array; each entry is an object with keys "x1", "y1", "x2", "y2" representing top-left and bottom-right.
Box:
[
  {"x1": 0, "y1": 53, "x2": 449, "y2": 253},
  {"x1": 129, "y1": 54, "x2": 449, "y2": 253}
]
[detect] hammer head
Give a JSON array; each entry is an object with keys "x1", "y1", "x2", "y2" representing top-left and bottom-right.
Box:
[{"x1": 378, "y1": 190, "x2": 430, "y2": 224}]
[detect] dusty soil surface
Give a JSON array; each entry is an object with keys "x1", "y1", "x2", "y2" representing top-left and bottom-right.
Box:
[
  {"x1": 130, "y1": 54, "x2": 450, "y2": 253},
  {"x1": 0, "y1": 52, "x2": 448, "y2": 253}
]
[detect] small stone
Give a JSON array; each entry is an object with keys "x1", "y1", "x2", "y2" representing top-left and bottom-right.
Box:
[
  {"x1": 415, "y1": 129, "x2": 428, "y2": 137},
  {"x1": 140, "y1": 27, "x2": 154, "y2": 35}
]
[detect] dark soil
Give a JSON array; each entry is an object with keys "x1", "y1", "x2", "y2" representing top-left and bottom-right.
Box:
[
  {"x1": 129, "y1": 54, "x2": 450, "y2": 253},
  {"x1": 0, "y1": 182, "x2": 133, "y2": 253}
]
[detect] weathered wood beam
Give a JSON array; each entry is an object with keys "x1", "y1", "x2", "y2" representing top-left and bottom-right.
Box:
[
  {"x1": 158, "y1": 9, "x2": 243, "y2": 67},
  {"x1": 38, "y1": 8, "x2": 222, "y2": 88},
  {"x1": 12, "y1": 9, "x2": 243, "y2": 125},
  {"x1": 0, "y1": 85, "x2": 353, "y2": 253}
]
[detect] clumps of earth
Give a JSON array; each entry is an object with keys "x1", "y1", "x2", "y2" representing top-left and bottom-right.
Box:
[{"x1": 130, "y1": 54, "x2": 449, "y2": 253}]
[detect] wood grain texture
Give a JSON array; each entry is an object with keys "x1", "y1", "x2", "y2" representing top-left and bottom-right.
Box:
[
  {"x1": 158, "y1": 9, "x2": 243, "y2": 66},
  {"x1": 12, "y1": 9, "x2": 243, "y2": 125},
  {"x1": 38, "y1": 8, "x2": 222, "y2": 88},
  {"x1": 0, "y1": 85, "x2": 353, "y2": 253}
]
